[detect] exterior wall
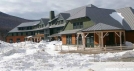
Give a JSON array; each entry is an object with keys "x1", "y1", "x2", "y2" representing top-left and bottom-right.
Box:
[
  {"x1": 72, "y1": 34, "x2": 76, "y2": 45},
  {"x1": 126, "y1": 31, "x2": 134, "y2": 43},
  {"x1": 65, "y1": 17, "x2": 94, "y2": 30},
  {"x1": 6, "y1": 36, "x2": 26, "y2": 43},
  {"x1": 61, "y1": 34, "x2": 76, "y2": 45},
  {"x1": 94, "y1": 34, "x2": 99, "y2": 45},
  {"x1": 62, "y1": 35, "x2": 66, "y2": 45}
]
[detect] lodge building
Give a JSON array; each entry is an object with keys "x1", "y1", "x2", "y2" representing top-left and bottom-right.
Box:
[{"x1": 6, "y1": 4, "x2": 134, "y2": 48}]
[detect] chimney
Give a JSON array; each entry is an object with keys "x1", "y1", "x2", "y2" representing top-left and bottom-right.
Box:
[{"x1": 50, "y1": 11, "x2": 55, "y2": 20}]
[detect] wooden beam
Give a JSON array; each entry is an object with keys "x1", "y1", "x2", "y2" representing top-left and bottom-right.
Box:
[
  {"x1": 83, "y1": 30, "x2": 124, "y2": 33},
  {"x1": 115, "y1": 32, "x2": 120, "y2": 37},
  {"x1": 103, "y1": 32, "x2": 108, "y2": 38},
  {"x1": 85, "y1": 33, "x2": 89, "y2": 38},
  {"x1": 82, "y1": 33, "x2": 85, "y2": 50},
  {"x1": 76, "y1": 34, "x2": 80, "y2": 50},
  {"x1": 115, "y1": 33, "x2": 117, "y2": 45},
  {"x1": 101, "y1": 32, "x2": 104, "y2": 47},
  {"x1": 124, "y1": 31, "x2": 126, "y2": 43},
  {"x1": 119, "y1": 31, "x2": 122, "y2": 50}
]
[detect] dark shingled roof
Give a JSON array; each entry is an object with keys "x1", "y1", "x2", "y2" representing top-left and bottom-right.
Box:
[
  {"x1": 41, "y1": 18, "x2": 49, "y2": 24},
  {"x1": 116, "y1": 7, "x2": 134, "y2": 30},
  {"x1": 9, "y1": 18, "x2": 50, "y2": 33},
  {"x1": 60, "y1": 13, "x2": 70, "y2": 19},
  {"x1": 17, "y1": 21, "x2": 40, "y2": 27},
  {"x1": 9, "y1": 26, "x2": 49, "y2": 33}
]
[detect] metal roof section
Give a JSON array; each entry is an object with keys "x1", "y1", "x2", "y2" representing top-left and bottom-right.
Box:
[
  {"x1": 60, "y1": 13, "x2": 70, "y2": 20},
  {"x1": 67, "y1": 7, "x2": 86, "y2": 20},
  {"x1": 48, "y1": 33, "x2": 61, "y2": 37},
  {"x1": 49, "y1": 23, "x2": 66, "y2": 28},
  {"x1": 85, "y1": 7, "x2": 124, "y2": 30},
  {"x1": 64, "y1": 4, "x2": 98, "y2": 16},
  {"x1": 59, "y1": 29, "x2": 82, "y2": 34},
  {"x1": 116, "y1": 7, "x2": 134, "y2": 30},
  {"x1": 82, "y1": 23, "x2": 124, "y2": 32},
  {"x1": 9, "y1": 26, "x2": 49, "y2": 33},
  {"x1": 41, "y1": 18, "x2": 49, "y2": 24},
  {"x1": 17, "y1": 21, "x2": 40, "y2": 27}
]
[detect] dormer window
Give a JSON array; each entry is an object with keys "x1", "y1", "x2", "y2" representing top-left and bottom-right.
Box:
[
  {"x1": 61, "y1": 20, "x2": 63, "y2": 24},
  {"x1": 73, "y1": 22, "x2": 83, "y2": 29},
  {"x1": 49, "y1": 23, "x2": 51, "y2": 26}
]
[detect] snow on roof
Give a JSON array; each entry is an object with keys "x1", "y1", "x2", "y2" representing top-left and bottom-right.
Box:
[{"x1": 110, "y1": 12, "x2": 124, "y2": 25}]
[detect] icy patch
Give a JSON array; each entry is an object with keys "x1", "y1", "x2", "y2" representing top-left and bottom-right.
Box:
[{"x1": 110, "y1": 12, "x2": 124, "y2": 25}]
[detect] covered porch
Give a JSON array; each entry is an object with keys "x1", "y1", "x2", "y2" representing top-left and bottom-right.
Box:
[
  {"x1": 25, "y1": 34, "x2": 44, "y2": 42},
  {"x1": 77, "y1": 30, "x2": 126, "y2": 49}
]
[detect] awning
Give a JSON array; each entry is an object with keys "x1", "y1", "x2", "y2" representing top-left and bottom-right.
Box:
[{"x1": 48, "y1": 33, "x2": 61, "y2": 37}]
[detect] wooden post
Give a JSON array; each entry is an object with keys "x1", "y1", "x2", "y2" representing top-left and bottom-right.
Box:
[
  {"x1": 101, "y1": 32, "x2": 104, "y2": 48},
  {"x1": 82, "y1": 33, "x2": 85, "y2": 50},
  {"x1": 123, "y1": 31, "x2": 126, "y2": 43},
  {"x1": 105, "y1": 45, "x2": 107, "y2": 52},
  {"x1": 34, "y1": 38, "x2": 35, "y2": 42},
  {"x1": 120, "y1": 31, "x2": 122, "y2": 50},
  {"x1": 115, "y1": 33, "x2": 117, "y2": 46},
  {"x1": 77, "y1": 34, "x2": 80, "y2": 51}
]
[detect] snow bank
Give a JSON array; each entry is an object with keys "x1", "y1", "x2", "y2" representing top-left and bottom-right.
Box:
[
  {"x1": 0, "y1": 40, "x2": 134, "y2": 71},
  {"x1": 125, "y1": 41, "x2": 133, "y2": 47}
]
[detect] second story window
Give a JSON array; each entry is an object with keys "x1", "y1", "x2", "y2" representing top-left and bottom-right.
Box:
[
  {"x1": 61, "y1": 20, "x2": 63, "y2": 24},
  {"x1": 73, "y1": 22, "x2": 83, "y2": 29}
]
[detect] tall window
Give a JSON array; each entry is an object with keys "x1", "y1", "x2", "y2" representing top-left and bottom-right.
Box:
[
  {"x1": 16, "y1": 38, "x2": 20, "y2": 42},
  {"x1": 73, "y1": 23, "x2": 77, "y2": 29},
  {"x1": 73, "y1": 22, "x2": 83, "y2": 29},
  {"x1": 9, "y1": 39, "x2": 13, "y2": 43},
  {"x1": 66, "y1": 35, "x2": 72, "y2": 44}
]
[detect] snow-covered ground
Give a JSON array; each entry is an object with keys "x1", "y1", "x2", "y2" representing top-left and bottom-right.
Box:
[{"x1": 0, "y1": 40, "x2": 134, "y2": 71}]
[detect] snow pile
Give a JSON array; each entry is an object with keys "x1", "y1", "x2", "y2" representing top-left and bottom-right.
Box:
[
  {"x1": 0, "y1": 40, "x2": 134, "y2": 71},
  {"x1": 98, "y1": 50, "x2": 134, "y2": 61},
  {"x1": 125, "y1": 41, "x2": 133, "y2": 47}
]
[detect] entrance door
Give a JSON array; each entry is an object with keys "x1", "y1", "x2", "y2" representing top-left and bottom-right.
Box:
[
  {"x1": 66, "y1": 35, "x2": 72, "y2": 44},
  {"x1": 86, "y1": 34, "x2": 94, "y2": 47},
  {"x1": 108, "y1": 32, "x2": 115, "y2": 45}
]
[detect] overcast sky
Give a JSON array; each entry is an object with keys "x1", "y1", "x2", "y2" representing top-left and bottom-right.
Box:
[{"x1": 0, "y1": 0, "x2": 133, "y2": 20}]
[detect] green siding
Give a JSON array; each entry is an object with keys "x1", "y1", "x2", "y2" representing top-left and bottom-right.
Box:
[{"x1": 65, "y1": 17, "x2": 94, "y2": 30}]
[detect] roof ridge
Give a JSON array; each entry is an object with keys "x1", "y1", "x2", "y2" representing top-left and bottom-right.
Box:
[{"x1": 68, "y1": 6, "x2": 86, "y2": 19}]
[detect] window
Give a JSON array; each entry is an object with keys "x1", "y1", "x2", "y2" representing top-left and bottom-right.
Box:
[
  {"x1": 27, "y1": 27, "x2": 29, "y2": 30},
  {"x1": 73, "y1": 23, "x2": 77, "y2": 29},
  {"x1": 29, "y1": 26, "x2": 32, "y2": 29},
  {"x1": 21, "y1": 33, "x2": 23, "y2": 36},
  {"x1": 16, "y1": 38, "x2": 20, "y2": 42},
  {"x1": 11, "y1": 33, "x2": 14, "y2": 36},
  {"x1": 78, "y1": 35, "x2": 82, "y2": 45},
  {"x1": 26, "y1": 32, "x2": 28, "y2": 36},
  {"x1": 73, "y1": 22, "x2": 83, "y2": 29},
  {"x1": 16, "y1": 33, "x2": 18, "y2": 36},
  {"x1": 9, "y1": 39, "x2": 13, "y2": 43},
  {"x1": 80, "y1": 22, "x2": 83, "y2": 28},
  {"x1": 61, "y1": 20, "x2": 63, "y2": 24},
  {"x1": 66, "y1": 35, "x2": 72, "y2": 44}
]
